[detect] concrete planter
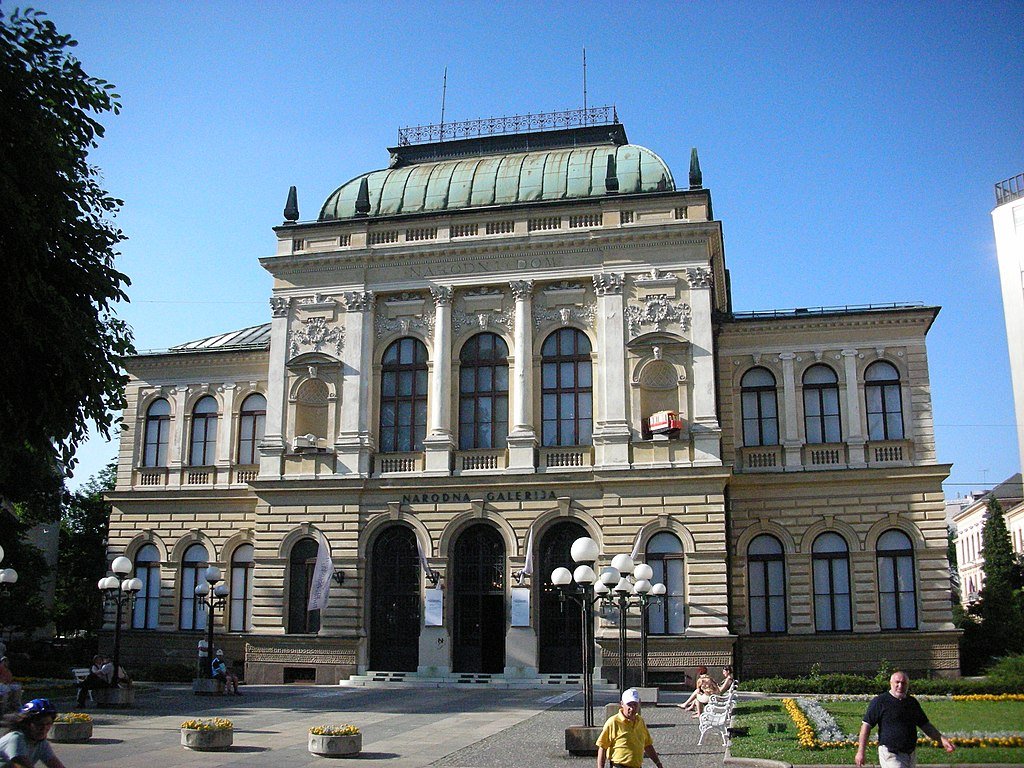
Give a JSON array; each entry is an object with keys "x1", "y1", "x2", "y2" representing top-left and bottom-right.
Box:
[
  {"x1": 181, "y1": 727, "x2": 233, "y2": 751},
  {"x1": 192, "y1": 678, "x2": 224, "y2": 696},
  {"x1": 93, "y1": 686, "x2": 134, "y2": 708},
  {"x1": 308, "y1": 732, "x2": 362, "y2": 758},
  {"x1": 564, "y1": 725, "x2": 602, "y2": 756},
  {"x1": 49, "y1": 721, "x2": 93, "y2": 743}
]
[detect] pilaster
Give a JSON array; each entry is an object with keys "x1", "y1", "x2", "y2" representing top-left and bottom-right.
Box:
[
  {"x1": 259, "y1": 297, "x2": 291, "y2": 478},
  {"x1": 335, "y1": 291, "x2": 375, "y2": 476},
  {"x1": 841, "y1": 349, "x2": 866, "y2": 466},
  {"x1": 423, "y1": 286, "x2": 454, "y2": 475},
  {"x1": 779, "y1": 352, "x2": 802, "y2": 468},
  {"x1": 592, "y1": 273, "x2": 631, "y2": 469},
  {"x1": 688, "y1": 270, "x2": 722, "y2": 465},
  {"x1": 507, "y1": 280, "x2": 537, "y2": 473}
]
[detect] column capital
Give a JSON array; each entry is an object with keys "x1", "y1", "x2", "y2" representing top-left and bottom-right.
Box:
[
  {"x1": 429, "y1": 285, "x2": 453, "y2": 307},
  {"x1": 840, "y1": 348, "x2": 860, "y2": 358},
  {"x1": 778, "y1": 351, "x2": 797, "y2": 361},
  {"x1": 592, "y1": 273, "x2": 623, "y2": 296},
  {"x1": 269, "y1": 296, "x2": 291, "y2": 317},
  {"x1": 343, "y1": 290, "x2": 374, "y2": 312},
  {"x1": 509, "y1": 280, "x2": 534, "y2": 300}
]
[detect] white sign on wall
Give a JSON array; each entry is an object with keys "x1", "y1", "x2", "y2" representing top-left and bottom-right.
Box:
[
  {"x1": 511, "y1": 587, "x2": 531, "y2": 627},
  {"x1": 424, "y1": 587, "x2": 444, "y2": 626}
]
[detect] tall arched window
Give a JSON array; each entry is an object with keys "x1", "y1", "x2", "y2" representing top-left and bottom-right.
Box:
[
  {"x1": 179, "y1": 544, "x2": 209, "y2": 630},
  {"x1": 379, "y1": 338, "x2": 428, "y2": 453},
  {"x1": 541, "y1": 328, "x2": 593, "y2": 447},
  {"x1": 189, "y1": 396, "x2": 218, "y2": 466},
  {"x1": 229, "y1": 544, "x2": 254, "y2": 632},
  {"x1": 458, "y1": 333, "x2": 509, "y2": 450},
  {"x1": 747, "y1": 534, "x2": 786, "y2": 633},
  {"x1": 143, "y1": 399, "x2": 171, "y2": 467},
  {"x1": 741, "y1": 368, "x2": 779, "y2": 447},
  {"x1": 812, "y1": 532, "x2": 852, "y2": 632},
  {"x1": 877, "y1": 529, "x2": 916, "y2": 630},
  {"x1": 803, "y1": 365, "x2": 841, "y2": 443},
  {"x1": 287, "y1": 537, "x2": 320, "y2": 634},
  {"x1": 646, "y1": 532, "x2": 685, "y2": 634},
  {"x1": 238, "y1": 393, "x2": 266, "y2": 464},
  {"x1": 865, "y1": 361, "x2": 904, "y2": 440},
  {"x1": 132, "y1": 544, "x2": 160, "y2": 630}
]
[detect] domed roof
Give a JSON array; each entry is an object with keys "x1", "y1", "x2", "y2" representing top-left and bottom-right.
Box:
[{"x1": 319, "y1": 143, "x2": 675, "y2": 221}]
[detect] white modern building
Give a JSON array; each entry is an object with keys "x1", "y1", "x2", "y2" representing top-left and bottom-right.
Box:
[
  {"x1": 952, "y1": 473, "x2": 1024, "y2": 605},
  {"x1": 105, "y1": 111, "x2": 960, "y2": 683},
  {"x1": 993, "y1": 174, "x2": 1024, "y2": 475}
]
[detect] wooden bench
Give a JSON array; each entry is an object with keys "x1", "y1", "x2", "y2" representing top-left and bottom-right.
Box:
[
  {"x1": 71, "y1": 668, "x2": 93, "y2": 704},
  {"x1": 697, "y1": 681, "x2": 739, "y2": 746}
]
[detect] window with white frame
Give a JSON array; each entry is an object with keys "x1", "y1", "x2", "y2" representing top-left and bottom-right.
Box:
[
  {"x1": 143, "y1": 398, "x2": 171, "y2": 467},
  {"x1": 379, "y1": 337, "x2": 428, "y2": 452},
  {"x1": 812, "y1": 532, "x2": 852, "y2": 631},
  {"x1": 540, "y1": 328, "x2": 593, "y2": 447},
  {"x1": 747, "y1": 534, "x2": 786, "y2": 633},
  {"x1": 189, "y1": 396, "x2": 218, "y2": 466},
  {"x1": 458, "y1": 333, "x2": 509, "y2": 450},
  {"x1": 877, "y1": 529, "x2": 917, "y2": 629},
  {"x1": 132, "y1": 544, "x2": 160, "y2": 629},
  {"x1": 179, "y1": 543, "x2": 209, "y2": 630},
  {"x1": 646, "y1": 532, "x2": 685, "y2": 634},
  {"x1": 229, "y1": 544, "x2": 254, "y2": 632},
  {"x1": 741, "y1": 368, "x2": 779, "y2": 447},
  {"x1": 237, "y1": 393, "x2": 267, "y2": 464},
  {"x1": 865, "y1": 361, "x2": 904, "y2": 440},
  {"x1": 803, "y1": 364, "x2": 841, "y2": 443}
]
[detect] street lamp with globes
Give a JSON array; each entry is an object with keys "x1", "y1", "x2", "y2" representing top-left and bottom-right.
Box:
[
  {"x1": 0, "y1": 544, "x2": 17, "y2": 597},
  {"x1": 195, "y1": 566, "x2": 230, "y2": 679},
  {"x1": 550, "y1": 535, "x2": 600, "y2": 728},
  {"x1": 97, "y1": 555, "x2": 142, "y2": 688}
]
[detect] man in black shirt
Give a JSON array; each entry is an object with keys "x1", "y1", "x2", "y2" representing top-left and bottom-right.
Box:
[{"x1": 855, "y1": 670, "x2": 954, "y2": 768}]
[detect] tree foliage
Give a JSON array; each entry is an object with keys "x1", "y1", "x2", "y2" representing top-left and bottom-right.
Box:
[
  {"x1": 0, "y1": 508, "x2": 51, "y2": 642},
  {"x1": 0, "y1": 8, "x2": 134, "y2": 512},
  {"x1": 52, "y1": 462, "x2": 115, "y2": 636}
]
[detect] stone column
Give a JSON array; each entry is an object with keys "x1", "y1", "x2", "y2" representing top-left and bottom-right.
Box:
[
  {"x1": 688, "y1": 268, "x2": 722, "y2": 465},
  {"x1": 779, "y1": 352, "x2": 802, "y2": 468},
  {"x1": 215, "y1": 383, "x2": 236, "y2": 486},
  {"x1": 841, "y1": 349, "x2": 866, "y2": 466},
  {"x1": 335, "y1": 291, "x2": 375, "y2": 476},
  {"x1": 259, "y1": 296, "x2": 290, "y2": 478},
  {"x1": 507, "y1": 280, "x2": 537, "y2": 473},
  {"x1": 169, "y1": 386, "x2": 188, "y2": 486},
  {"x1": 423, "y1": 286, "x2": 454, "y2": 475},
  {"x1": 592, "y1": 274, "x2": 631, "y2": 469}
]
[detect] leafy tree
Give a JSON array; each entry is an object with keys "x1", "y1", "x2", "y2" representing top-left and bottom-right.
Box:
[
  {"x1": 52, "y1": 463, "x2": 115, "y2": 636},
  {"x1": 0, "y1": 8, "x2": 134, "y2": 515},
  {"x1": 0, "y1": 508, "x2": 51, "y2": 644}
]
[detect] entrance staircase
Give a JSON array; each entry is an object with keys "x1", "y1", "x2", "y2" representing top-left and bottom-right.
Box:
[{"x1": 340, "y1": 671, "x2": 619, "y2": 693}]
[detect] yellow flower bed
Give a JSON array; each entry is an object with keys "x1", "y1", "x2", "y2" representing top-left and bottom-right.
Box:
[
  {"x1": 180, "y1": 717, "x2": 233, "y2": 731},
  {"x1": 952, "y1": 693, "x2": 1024, "y2": 702},
  {"x1": 54, "y1": 713, "x2": 92, "y2": 724},
  {"x1": 309, "y1": 724, "x2": 360, "y2": 736},
  {"x1": 782, "y1": 698, "x2": 1024, "y2": 750}
]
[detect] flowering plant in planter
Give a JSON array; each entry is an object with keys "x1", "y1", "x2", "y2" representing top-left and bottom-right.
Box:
[
  {"x1": 55, "y1": 713, "x2": 93, "y2": 724},
  {"x1": 309, "y1": 725, "x2": 360, "y2": 736},
  {"x1": 180, "y1": 717, "x2": 233, "y2": 731},
  {"x1": 49, "y1": 713, "x2": 94, "y2": 744}
]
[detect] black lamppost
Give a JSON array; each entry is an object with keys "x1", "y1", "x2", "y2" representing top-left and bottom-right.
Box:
[
  {"x1": 97, "y1": 556, "x2": 142, "y2": 688},
  {"x1": 550, "y1": 536, "x2": 601, "y2": 728},
  {"x1": 194, "y1": 566, "x2": 229, "y2": 678}
]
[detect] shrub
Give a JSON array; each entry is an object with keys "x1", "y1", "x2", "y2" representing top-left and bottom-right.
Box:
[
  {"x1": 743, "y1": 672, "x2": 1023, "y2": 695},
  {"x1": 310, "y1": 725, "x2": 360, "y2": 736},
  {"x1": 986, "y1": 654, "x2": 1024, "y2": 687}
]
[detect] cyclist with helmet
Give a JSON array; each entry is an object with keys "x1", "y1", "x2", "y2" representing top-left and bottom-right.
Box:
[{"x1": 0, "y1": 698, "x2": 67, "y2": 767}]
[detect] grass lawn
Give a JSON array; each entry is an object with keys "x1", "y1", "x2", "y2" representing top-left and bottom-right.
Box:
[{"x1": 730, "y1": 699, "x2": 1024, "y2": 765}]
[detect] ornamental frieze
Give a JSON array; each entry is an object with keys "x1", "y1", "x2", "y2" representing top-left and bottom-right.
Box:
[
  {"x1": 533, "y1": 301, "x2": 596, "y2": 330},
  {"x1": 684, "y1": 267, "x2": 713, "y2": 288},
  {"x1": 289, "y1": 316, "x2": 344, "y2": 358},
  {"x1": 625, "y1": 294, "x2": 691, "y2": 338},
  {"x1": 452, "y1": 303, "x2": 514, "y2": 335},
  {"x1": 270, "y1": 296, "x2": 291, "y2": 317}
]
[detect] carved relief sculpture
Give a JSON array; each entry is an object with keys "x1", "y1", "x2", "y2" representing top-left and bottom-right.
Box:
[
  {"x1": 625, "y1": 294, "x2": 692, "y2": 338},
  {"x1": 289, "y1": 316, "x2": 344, "y2": 358}
]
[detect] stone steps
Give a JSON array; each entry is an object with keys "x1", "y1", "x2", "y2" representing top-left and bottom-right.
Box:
[{"x1": 339, "y1": 671, "x2": 620, "y2": 692}]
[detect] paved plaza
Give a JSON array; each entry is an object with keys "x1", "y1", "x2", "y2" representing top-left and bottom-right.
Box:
[{"x1": 47, "y1": 684, "x2": 727, "y2": 768}]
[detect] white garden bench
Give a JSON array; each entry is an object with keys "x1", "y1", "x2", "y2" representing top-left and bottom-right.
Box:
[{"x1": 697, "y1": 681, "x2": 739, "y2": 746}]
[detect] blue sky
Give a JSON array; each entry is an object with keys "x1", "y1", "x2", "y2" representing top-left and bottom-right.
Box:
[{"x1": 41, "y1": 1, "x2": 1023, "y2": 499}]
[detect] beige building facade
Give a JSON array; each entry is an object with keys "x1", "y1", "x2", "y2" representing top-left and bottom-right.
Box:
[
  {"x1": 106, "y1": 115, "x2": 959, "y2": 683},
  {"x1": 952, "y1": 474, "x2": 1024, "y2": 605}
]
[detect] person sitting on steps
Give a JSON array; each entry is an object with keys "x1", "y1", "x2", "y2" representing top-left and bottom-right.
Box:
[{"x1": 211, "y1": 650, "x2": 241, "y2": 695}]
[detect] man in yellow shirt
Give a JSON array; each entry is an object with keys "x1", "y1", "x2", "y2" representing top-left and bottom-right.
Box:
[{"x1": 596, "y1": 687, "x2": 667, "y2": 768}]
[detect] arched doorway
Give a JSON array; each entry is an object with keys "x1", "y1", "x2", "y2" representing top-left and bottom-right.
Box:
[
  {"x1": 452, "y1": 524, "x2": 506, "y2": 673},
  {"x1": 287, "y1": 537, "x2": 319, "y2": 634},
  {"x1": 538, "y1": 520, "x2": 587, "y2": 673},
  {"x1": 369, "y1": 526, "x2": 421, "y2": 671}
]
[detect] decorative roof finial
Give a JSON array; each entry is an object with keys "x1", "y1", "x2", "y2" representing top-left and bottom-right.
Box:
[
  {"x1": 689, "y1": 148, "x2": 703, "y2": 190},
  {"x1": 283, "y1": 185, "x2": 299, "y2": 222},
  {"x1": 355, "y1": 177, "x2": 371, "y2": 216},
  {"x1": 605, "y1": 154, "x2": 619, "y2": 194}
]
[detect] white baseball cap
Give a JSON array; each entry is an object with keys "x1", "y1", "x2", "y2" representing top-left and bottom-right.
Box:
[{"x1": 621, "y1": 687, "x2": 641, "y2": 705}]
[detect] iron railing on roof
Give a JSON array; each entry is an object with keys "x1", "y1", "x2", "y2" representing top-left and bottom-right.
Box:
[
  {"x1": 995, "y1": 173, "x2": 1024, "y2": 206},
  {"x1": 731, "y1": 302, "x2": 924, "y2": 320},
  {"x1": 397, "y1": 105, "x2": 618, "y2": 146}
]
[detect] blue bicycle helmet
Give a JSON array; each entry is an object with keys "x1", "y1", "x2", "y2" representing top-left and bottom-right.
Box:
[{"x1": 18, "y1": 698, "x2": 57, "y2": 717}]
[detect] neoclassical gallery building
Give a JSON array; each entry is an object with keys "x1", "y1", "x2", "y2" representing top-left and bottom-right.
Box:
[{"x1": 106, "y1": 111, "x2": 959, "y2": 684}]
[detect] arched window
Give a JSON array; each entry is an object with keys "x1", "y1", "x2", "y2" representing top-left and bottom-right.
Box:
[
  {"x1": 132, "y1": 544, "x2": 160, "y2": 630},
  {"x1": 812, "y1": 532, "x2": 852, "y2": 632},
  {"x1": 877, "y1": 529, "x2": 916, "y2": 630},
  {"x1": 294, "y1": 378, "x2": 329, "y2": 441},
  {"x1": 287, "y1": 537, "x2": 320, "y2": 634},
  {"x1": 379, "y1": 338, "x2": 428, "y2": 453},
  {"x1": 238, "y1": 393, "x2": 267, "y2": 464},
  {"x1": 803, "y1": 365, "x2": 841, "y2": 444},
  {"x1": 179, "y1": 544, "x2": 209, "y2": 630},
  {"x1": 541, "y1": 329, "x2": 593, "y2": 447},
  {"x1": 865, "y1": 361, "x2": 904, "y2": 440},
  {"x1": 229, "y1": 544, "x2": 254, "y2": 632},
  {"x1": 741, "y1": 368, "x2": 779, "y2": 447},
  {"x1": 747, "y1": 534, "x2": 786, "y2": 633},
  {"x1": 143, "y1": 399, "x2": 171, "y2": 467},
  {"x1": 646, "y1": 532, "x2": 685, "y2": 634},
  {"x1": 189, "y1": 396, "x2": 218, "y2": 466},
  {"x1": 458, "y1": 333, "x2": 509, "y2": 450}
]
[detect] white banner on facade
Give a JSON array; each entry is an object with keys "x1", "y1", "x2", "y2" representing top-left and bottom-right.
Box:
[
  {"x1": 307, "y1": 531, "x2": 334, "y2": 612},
  {"x1": 424, "y1": 587, "x2": 443, "y2": 626},
  {"x1": 511, "y1": 587, "x2": 531, "y2": 626}
]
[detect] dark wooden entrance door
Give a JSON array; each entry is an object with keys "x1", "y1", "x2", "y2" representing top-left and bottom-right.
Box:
[
  {"x1": 369, "y1": 526, "x2": 421, "y2": 671},
  {"x1": 452, "y1": 524, "x2": 505, "y2": 673},
  {"x1": 538, "y1": 520, "x2": 587, "y2": 673}
]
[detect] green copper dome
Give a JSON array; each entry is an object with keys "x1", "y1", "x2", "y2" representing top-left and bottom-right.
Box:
[{"x1": 319, "y1": 143, "x2": 675, "y2": 221}]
